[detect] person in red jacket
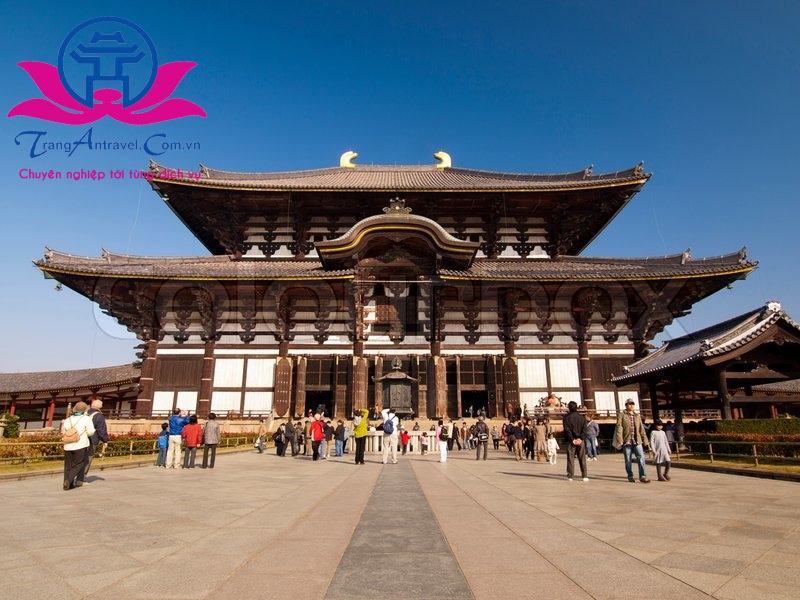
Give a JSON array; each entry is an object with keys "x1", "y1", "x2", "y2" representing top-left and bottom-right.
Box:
[
  {"x1": 400, "y1": 428, "x2": 410, "y2": 455},
  {"x1": 309, "y1": 413, "x2": 325, "y2": 461},
  {"x1": 181, "y1": 415, "x2": 203, "y2": 469}
]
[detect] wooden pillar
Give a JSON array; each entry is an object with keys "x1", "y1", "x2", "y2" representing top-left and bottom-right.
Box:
[
  {"x1": 352, "y1": 357, "x2": 368, "y2": 412},
  {"x1": 454, "y1": 355, "x2": 463, "y2": 417},
  {"x1": 648, "y1": 380, "x2": 660, "y2": 423},
  {"x1": 410, "y1": 355, "x2": 420, "y2": 418},
  {"x1": 46, "y1": 393, "x2": 57, "y2": 428},
  {"x1": 294, "y1": 356, "x2": 307, "y2": 417},
  {"x1": 431, "y1": 356, "x2": 448, "y2": 418},
  {"x1": 9, "y1": 394, "x2": 17, "y2": 416},
  {"x1": 718, "y1": 368, "x2": 733, "y2": 420},
  {"x1": 135, "y1": 339, "x2": 158, "y2": 417},
  {"x1": 485, "y1": 355, "x2": 499, "y2": 419},
  {"x1": 273, "y1": 356, "x2": 293, "y2": 418},
  {"x1": 197, "y1": 340, "x2": 215, "y2": 418},
  {"x1": 502, "y1": 356, "x2": 519, "y2": 419},
  {"x1": 577, "y1": 338, "x2": 596, "y2": 411},
  {"x1": 374, "y1": 356, "x2": 384, "y2": 410},
  {"x1": 672, "y1": 385, "x2": 686, "y2": 449}
]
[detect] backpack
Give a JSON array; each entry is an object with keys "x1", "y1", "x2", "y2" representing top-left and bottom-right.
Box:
[
  {"x1": 61, "y1": 416, "x2": 80, "y2": 444},
  {"x1": 439, "y1": 425, "x2": 449, "y2": 441},
  {"x1": 383, "y1": 419, "x2": 394, "y2": 435}
]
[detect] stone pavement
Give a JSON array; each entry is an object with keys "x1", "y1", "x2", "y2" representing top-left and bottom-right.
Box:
[{"x1": 2, "y1": 447, "x2": 799, "y2": 600}]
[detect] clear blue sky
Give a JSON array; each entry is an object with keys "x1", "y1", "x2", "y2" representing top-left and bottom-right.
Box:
[{"x1": 1, "y1": 1, "x2": 798, "y2": 372}]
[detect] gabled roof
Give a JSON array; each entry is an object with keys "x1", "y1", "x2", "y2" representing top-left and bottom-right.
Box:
[
  {"x1": 148, "y1": 161, "x2": 650, "y2": 192},
  {"x1": 0, "y1": 364, "x2": 140, "y2": 396},
  {"x1": 611, "y1": 301, "x2": 800, "y2": 384}
]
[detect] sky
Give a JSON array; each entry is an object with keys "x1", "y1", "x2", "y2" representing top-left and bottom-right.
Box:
[{"x1": 1, "y1": 1, "x2": 798, "y2": 372}]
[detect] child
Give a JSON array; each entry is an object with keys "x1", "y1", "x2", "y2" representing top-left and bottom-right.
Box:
[
  {"x1": 400, "y1": 428, "x2": 410, "y2": 454},
  {"x1": 155, "y1": 423, "x2": 169, "y2": 467},
  {"x1": 546, "y1": 432, "x2": 559, "y2": 465},
  {"x1": 649, "y1": 419, "x2": 672, "y2": 481},
  {"x1": 420, "y1": 431, "x2": 429, "y2": 455}
]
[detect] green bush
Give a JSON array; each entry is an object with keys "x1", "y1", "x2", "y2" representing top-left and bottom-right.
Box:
[
  {"x1": 714, "y1": 419, "x2": 800, "y2": 435},
  {"x1": 1, "y1": 414, "x2": 20, "y2": 438}
]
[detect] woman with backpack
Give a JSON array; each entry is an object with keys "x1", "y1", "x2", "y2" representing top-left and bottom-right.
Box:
[{"x1": 61, "y1": 401, "x2": 96, "y2": 490}]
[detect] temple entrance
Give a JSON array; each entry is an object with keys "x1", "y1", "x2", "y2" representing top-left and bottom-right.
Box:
[
  {"x1": 461, "y1": 390, "x2": 488, "y2": 418},
  {"x1": 306, "y1": 390, "x2": 334, "y2": 418}
]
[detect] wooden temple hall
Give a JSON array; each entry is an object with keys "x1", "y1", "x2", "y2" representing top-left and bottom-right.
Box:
[{"x1": 33, "y1": 152, "x2": 758, "y2": 421}]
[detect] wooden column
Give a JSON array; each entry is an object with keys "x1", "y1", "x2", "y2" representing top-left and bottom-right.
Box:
[
  {"x1": 46, "y1": 393, "x2": 57, "y2": 428},
  {"x1": 294, "y1": 356, "x2": 307, "y2": 417},
  {"x1": 374, "y1": 356, "x2": 384, "y2": 410},
  {"x1": 9, "y1": 394, "x2": 17, "y2": 416},
  {"x1": 352, "y1": 357, "x2": 368, "y2": 412},
  {"x1": 454, "y1": 355, "x2": 463, "y2": 417},
  {"x1": 135, "y1": 339, "x2": 158, "y2": 417},
  {"x1": 718, "y1": 368, "x2": 733, "y2": 420},
  {"x1": 197, "y1": 340, "x2": 215, "y2": 418},
  {"x1": 273, "y1": 356, "x2": 293, "y2": 418},
  {"x1": 648, "y1": 380, "x2": 660, "y2": 422},
  {"x1": 502, "y1": 356, "x2": 519, "y2": 419},
  {"x1": 672, "y1": 385, "x2": 686, "y2": 449},
  {"x1": 411, "y1": 355, "x2": 420, "y2": 418},
  {"x1": 431, "y1": 356, "x2": 448, "y2": 418},
  {"x1": 577, "y1": 338, "x2": 596, "y2": 411}
]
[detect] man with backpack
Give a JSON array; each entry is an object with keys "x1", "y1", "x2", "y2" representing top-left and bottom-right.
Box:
[
  {"x1": 474, "y1": 415, "x2": 490, "y2": 461},
  {"x1": 79, "y1": 398, "x2": 108, "y2": 484},
  {"x1": 380, "y1": 407, "x2": 399, "y2": 465}
]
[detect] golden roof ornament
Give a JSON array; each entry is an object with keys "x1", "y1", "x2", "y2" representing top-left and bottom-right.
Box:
[
  {"x1": 434, "y1": 150, "x2": 451, "y2": 168},
  {"x1": 340, "y1": 150, "x2": 358, "y2": 168},
  {"x1": 383, "y1": 197, "x2": 412, "y2": 214}
]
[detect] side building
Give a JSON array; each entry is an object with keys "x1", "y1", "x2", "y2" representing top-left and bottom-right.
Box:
[{"x1": 34, "y1": 154, "x2": 756, "y2": 420}]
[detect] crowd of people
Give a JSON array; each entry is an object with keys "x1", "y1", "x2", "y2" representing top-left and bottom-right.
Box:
[{"x1": 60, "y1": 399, "x2": 675, "y2": 489}]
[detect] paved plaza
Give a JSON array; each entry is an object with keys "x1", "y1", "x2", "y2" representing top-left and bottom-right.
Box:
[{"x1": 2, "y1": 447, "x2": 799, "y2": 600}]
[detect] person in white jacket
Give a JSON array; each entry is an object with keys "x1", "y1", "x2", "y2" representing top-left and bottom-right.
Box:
[
  {"x1": 380, "y1": 408, "x2": 399, "y2": 464},
  {"x1": 61, "y1": 401, "x2": 96, "y2": 490}
]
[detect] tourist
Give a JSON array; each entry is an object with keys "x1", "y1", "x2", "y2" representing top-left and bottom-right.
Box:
[
  {"x1": 284, "y1": 420, "x2": 296, "y2": 456},
  {"x1": 272, "y1": 422, "x2": 287, "y2": 456},
  {"x1": 323, "y1": 419, "x2": 334, "y2": 459},
  {"x1": 448, "y1": 420, "x2": 462, "y2": 451},
  {"x1": 167, "y1": 408, "x2": 190, "y2": 468},
  {"x1": 460, "y1": 421, "x2": 469, "y2": 449},
  {"x1": 155, "y1": 422, "x2": 169, "y2": 467},
  {"x1": 491, "y1": 425, "x2": 501, "y2": 450},
  {"x1": 302, "y1": 419, "x2": 310, "y2": 455},
  {"x1": 546, "y1": 432, "x2": 559, "y2": 465},
  {"x1": 534, "y1": 419, "x2": 549, "y2": 461},
  {"x1": 256, "y1": 419, "x2": 267, "y2": 454},
  {"x1": 474, "y1": 415, "x2": 489, "y2": 460},
  {"x1": 420, "y1": 431, "x2": 429, "y2": 455},
  {"x1": 201, "y1": 413, "x2": 221, "y2": 468},
  {"x1": 650, "y1": 420, "x2": 672, "y2": 481},
  {"x1": 612, "y1": 399, "x2": 651, "y2": 483},
  {"x1": 80, "y1": 398, "x2": 108, "y2": 484},
  {"x1": 400, "y1": 427, "x2": 410, "y2": 455},
  {"x1": 309, "y1": 413, "x2": 325, "y2": 461},
  {"x1": 353, "y1": 408, "x2": 369, "y2": 465},
  {"x1": 412, "y1": 421, "x2": 421, "y2": 431},
  {"x1": 61, "y1": 401, "x2": 96, "y2": 490},
  {"x1": 436, "y1": 418, "x2": 449, "y2": 463},
  {"x1": 181, "y1": 415, "x2": 203, "y2": 469},
  {"x1": 562, "y1": 401, "x2": 588, "y2": 481},
  {"x1": 380, "y1": 408, "x2": 399, "y2": 464},
  {"x1": 511, "y1": 421, "x2": 524, "y2": 461},
  {"x1": 584, "y1": 412, "x2": 600, "y2": 461},
  {"x1": 334, "y1": 420, "x2": 346, "y2": 456}
]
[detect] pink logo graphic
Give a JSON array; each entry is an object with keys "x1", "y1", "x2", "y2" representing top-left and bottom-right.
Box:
[{"x1": 8, "y1": 17, "x2": 205, "y2": 125}]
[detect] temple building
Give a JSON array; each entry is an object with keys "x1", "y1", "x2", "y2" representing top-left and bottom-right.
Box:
[{"x1": 35, "y1": 152, "x2": 757, "y2": 420}]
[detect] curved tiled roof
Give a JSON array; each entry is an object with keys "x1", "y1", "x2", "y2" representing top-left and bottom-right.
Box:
[
  {"x1": 36, "y1": 249, "x2": 755, "y2": 282},
  {"x1": 611, "y1": 302, "x2": 800, "y2": 384},
  {"x1": 0, "y1": 364, "x2": 140, "y2": 395},
  {"x1": 148, "y1": 161, "x2": 650, "y2": 192}
]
